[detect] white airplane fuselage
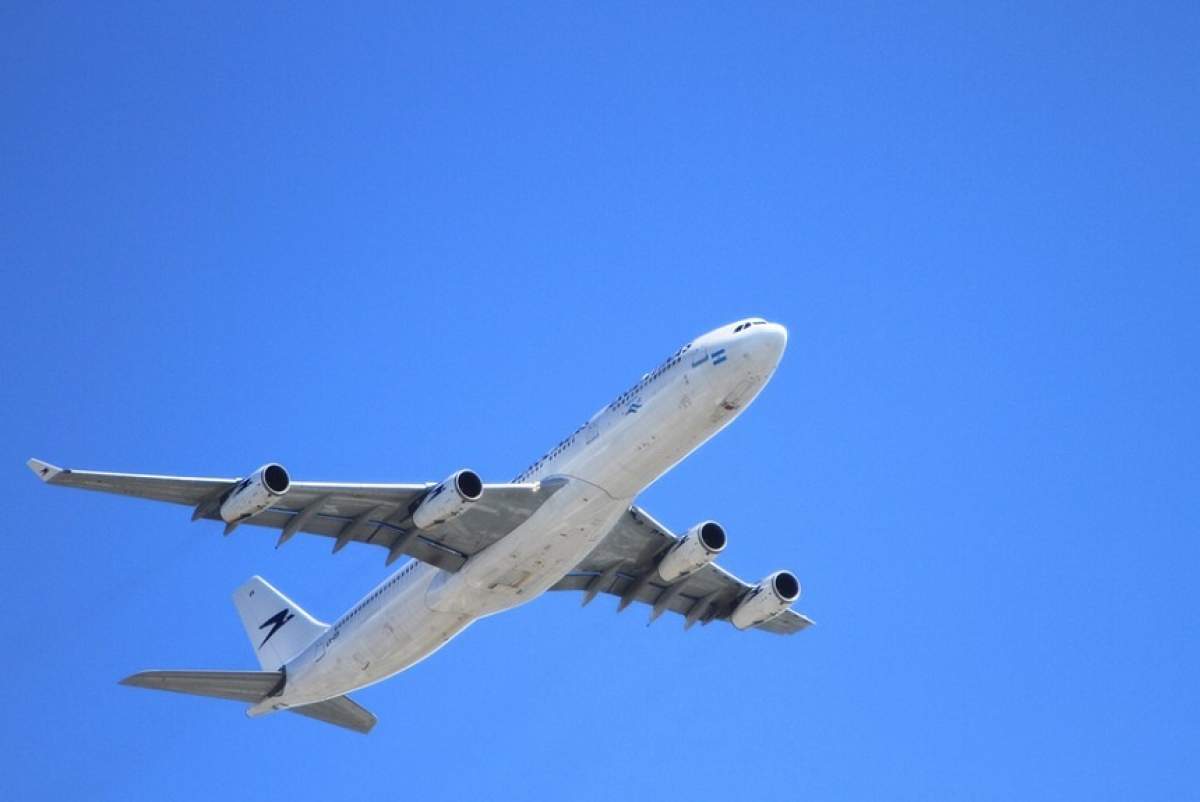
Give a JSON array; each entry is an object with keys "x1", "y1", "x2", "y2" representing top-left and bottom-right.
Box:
[{"x1": 255, "y1": 320, "x2": 788, "y2": 714}]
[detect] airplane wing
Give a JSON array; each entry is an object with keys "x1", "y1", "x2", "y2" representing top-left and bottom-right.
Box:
[
  {"x1": 550, "y1": 505, "x2": 814, "y2": 635},
  {"x1": 27, "y1": 458, "x2": 566, "y2": 572}
]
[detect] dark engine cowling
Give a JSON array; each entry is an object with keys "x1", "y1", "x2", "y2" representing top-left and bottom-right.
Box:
[
  {"x1": 219, "y1": 463, "x2": 291, "y2": 523},
  {"x1": 412, "y1": 469, "x2": 483, "y2": 530},
  {"x1": 730, "y1": 570, "x2": 801, "y2": 629},
  {"x1": 656, "y1": 521, "x2": 728, "y2": 582}
]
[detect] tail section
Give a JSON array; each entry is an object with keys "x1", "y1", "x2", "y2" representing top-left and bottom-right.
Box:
[
  {"x1": 121, "y1": 669, "x2": 283, "y2": 702},
  {"x1": 120, "y1": 671, "x2": 376, "y2": 734},
  {"x1": 232, "y1": 576, "x2": 328, "y2": 670},
  {"x1": 118, "y1": 578, "x2": 374, "y2": 734},
  {"x1": 290, "y1": 695, "x2": 377, "y2": 734}
]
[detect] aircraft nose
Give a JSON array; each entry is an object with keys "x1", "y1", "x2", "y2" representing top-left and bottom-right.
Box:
[{"x1": 749, "y1": 322, "x2": 788, "y2": 366}]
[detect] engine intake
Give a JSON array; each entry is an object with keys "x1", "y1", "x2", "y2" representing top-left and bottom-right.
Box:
[
  {"x1": 219, "y1": 463, "x2": 291, "y2": 523},
  {"x1": 730, "y1": 570, "x2": 800, "y2": 630},
  {"x1": 656, "y1": 521, "x2": 727, "y2": 583},
  {"x1": 412, "y1": 469, "x2": 483, "y2": 530}
]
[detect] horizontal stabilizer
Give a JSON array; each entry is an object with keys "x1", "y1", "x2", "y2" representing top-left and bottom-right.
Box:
[
  {"x1": 289, "y1": 695, "x2": 377, "y2": 735},
  {"x1": 120, "y1": 670, "x2": 283, "y2": 703}
]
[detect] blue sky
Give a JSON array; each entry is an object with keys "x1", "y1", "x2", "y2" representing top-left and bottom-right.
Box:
[{"x1": 2, "y1": 3, "x2": 1197, "y2": 799}]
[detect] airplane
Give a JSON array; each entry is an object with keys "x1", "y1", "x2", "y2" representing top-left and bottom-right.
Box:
[{"x1": 28, "y1": 317, "x2": 812, "y2": 734}]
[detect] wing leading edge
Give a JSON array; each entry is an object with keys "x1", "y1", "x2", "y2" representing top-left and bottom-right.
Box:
[{"x1": 27, "y1": 458, "x2": 567, "y2": 572}]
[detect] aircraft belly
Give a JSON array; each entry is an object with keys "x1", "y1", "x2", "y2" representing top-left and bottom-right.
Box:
[
  {"x1": 426, "y1": 480, "x2": 627, "y2": 617},
  {"x1": 284, "y1": 612, "x2": 470, "y2": 704}
]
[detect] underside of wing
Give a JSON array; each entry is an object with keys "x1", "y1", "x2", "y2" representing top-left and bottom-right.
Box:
[
  {"x1": 199, "y1": 477, "x2": 568, "y2": 571},
  {"x1": 753, "y1": 609, "x2": 814, "y2": 635},
  {"x1": 28, "y1": 458, "x2": 567, "y2": 572},
  {"x1": 551, "y1": 505, "x2": 813, "y2": 634},
  {"x1": 28, "y1": 458, "x2": 233, "y2": 504}
]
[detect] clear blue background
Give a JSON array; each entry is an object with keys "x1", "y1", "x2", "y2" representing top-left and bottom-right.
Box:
[{"x1": 2, "y1": 3, "x2": 1197, "y2": 800}]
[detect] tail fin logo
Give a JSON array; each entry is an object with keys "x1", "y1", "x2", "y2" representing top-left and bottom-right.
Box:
[{"x1": 258, "y1": 608, "x2": 295, "y2": 648}]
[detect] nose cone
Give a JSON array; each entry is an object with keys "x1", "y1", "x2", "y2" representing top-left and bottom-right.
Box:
[{"x1": 748, "y1": 322, "x2": 788, "y2": 367}]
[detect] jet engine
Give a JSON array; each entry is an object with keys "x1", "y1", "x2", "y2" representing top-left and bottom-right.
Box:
[
  {"x1": 412, "y1": 469, "x2": 484, "y2": 530},
  {"x1": 656, "y1": 521, "x2": 727, "y2": 583},
  {"x1": 219, "y1": 463, "x2": 291, "y2": 523},
  {"x1": 730, "y1": 570, "x2": 800, "y2": 630}
]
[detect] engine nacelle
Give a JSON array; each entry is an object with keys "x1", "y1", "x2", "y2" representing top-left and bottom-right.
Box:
[
  {"x1": 412, "y1": 469, "x2": 483, "y2": 530},
  {"x1": 219, "y1": 463, "x2": 291, "y2": 523},
  {"x1": 656, "y1": 521, "x2": 727, "y2": 583},
  {"x1": 730, "y1": 570, "x2": 801, "y2": 630}
]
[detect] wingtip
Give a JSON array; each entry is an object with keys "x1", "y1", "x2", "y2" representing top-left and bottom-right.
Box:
[
  {"x1": 119, "y1": 671, "x2": 174, "y2": 689},
  {"x1": 118, "y1": 672, "x2": 148, "y2": 687},
  {"x1": 27, "y1": 458, "x2": 63, "y2": 482}
]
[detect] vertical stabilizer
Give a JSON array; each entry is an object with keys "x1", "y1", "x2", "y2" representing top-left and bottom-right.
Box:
[{"x1": 233, "y1": 576, "x2": 328, "y2": 670}]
